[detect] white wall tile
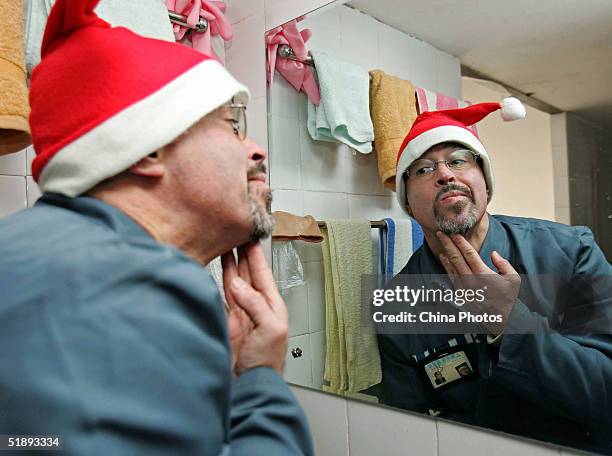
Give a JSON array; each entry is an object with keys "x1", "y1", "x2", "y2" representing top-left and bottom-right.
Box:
[
  {"x1": 269, "y1": 75, "x2": 302, "y2": 120},
  {"x1": 435, "y1": 49, "x2": 461, "y2": 98},
  {"x1": 269, "y1": 115, "x2": 301, "y2": 189},
  {"x1": 300, "y1": 128, "x2": 347, "y2": 193},
  {"x1": 304, "y1": 260, "x2": 325, "y2": 332},
  {"x1": 247, "y1": 96, "x2": 269, "y2": 154},
  {"x1": 309, "y1": 330, "x2": 326, "y2": 389},
  {"x1": 300, "y1": 5, "x2": 342, "y2": 57},
  {"x1": 345, "y1": 148, "x2": 388, "y2": 196},
  {"x1": 225, "y1": 13, "x2": 266, "y2": 100},
  {"x1": 272, "y1": 189, "x2": 303, "y2": 214},
  {"x1": 284, "y1": 283, "x2": 309, "y2": 337},
  {"x1": 347, "y1": 400, "x2": 437, "y2": 456},
  {"x1": 290, "y1": 386, "x2": 350, "y2": 456},
  {"x1": 26, "y1": 176, "x2": 42, "y2": 207},
  {"x1": 0, "y1": 176, "x2": 27, "y2": 218},
  {"x1": 437, "y1": 420, "x2": 560, "y2": 456},
  {"x1": 302, "y1": 191, "x2": 348, "y2": 219},
  {"x1": 0, "y1": 149, "x2": 27, "y2": 176},
  {"x1": 285, "y1": 334, "x2": 313, "y2": 386},
  {"x1": 26, "y1": 146, "x2": 35, "y2": 176},
  {"x1": 348, "y1": 194, "x2": 394, "y2": 220},
  {"x1": 339, "y1": 6, "x2": 378, "y2": 70},
  {"x1": 226, "y1": 0, "x2": 264, "y2": 25},
  {"x1": 264, "y1": 0, "x2": 344, "y2": 31}
]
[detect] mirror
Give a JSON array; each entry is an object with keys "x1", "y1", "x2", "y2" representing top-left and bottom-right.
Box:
[{"x1": 266, "y1": 2, "x2": 612, "y2": 455}]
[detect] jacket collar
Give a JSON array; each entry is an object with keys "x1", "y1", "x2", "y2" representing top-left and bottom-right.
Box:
[{"x1": 37, "y1": 193, "x2": 153, "y2": 242}]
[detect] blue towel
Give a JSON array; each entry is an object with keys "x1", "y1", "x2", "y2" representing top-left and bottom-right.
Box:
[
  {"x1": 380, "y1": 218, "x2": 424, "y2": 280},
  {"x1": 307, "y1": 51, "x2": 374, "y2": 154}
]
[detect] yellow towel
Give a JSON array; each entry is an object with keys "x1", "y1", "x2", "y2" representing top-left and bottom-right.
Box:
[
  {"x1": 321, "y1": 220, "x2": 381, "y2": 395},
  {"x1": 0, "y1": 0, "x2": 31, "y2": 155},
  {"x1": 369, "y1": 70, "x2": 417, "y2": 192}
]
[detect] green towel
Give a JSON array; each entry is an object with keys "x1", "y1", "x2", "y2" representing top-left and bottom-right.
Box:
[
  {"x1": 307, "y1": 51, "x2": 374, "y2": 154},
  {"x1": 321, "y1": 220, "x2": 381, "y2": 395}
]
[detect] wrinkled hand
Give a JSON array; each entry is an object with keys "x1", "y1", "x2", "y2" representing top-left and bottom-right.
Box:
[
  {"x1": 221, "y1": 242, "x2": 288, "y2": 376},
  {"x1": 437, "y1": 231, "x2": 521, "y2": 335}
]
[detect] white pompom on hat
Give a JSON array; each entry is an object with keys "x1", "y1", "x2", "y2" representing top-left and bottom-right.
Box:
[{"x1": 395, "y1": 97, "x2": 526, "y2": 214}]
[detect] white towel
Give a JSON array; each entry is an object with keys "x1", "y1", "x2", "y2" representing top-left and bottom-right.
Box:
[
  {"x1": 24, "y1": 0, "x2": 175, "y2": 75},
  {"x1": 307, "y1": 51, "x2": 374, "y2": 154}
]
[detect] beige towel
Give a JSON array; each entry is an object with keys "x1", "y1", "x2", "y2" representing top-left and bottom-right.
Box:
[
  {"x1": 369, "y1": 70, "x2": 417, "y2": 192},
  {"x1": 321, "y1": 220, "x2": 381, "y2": 395},
  {"x1": 0, "y1": 0, "x2": 31, "y2": 155},
  {"x1": 272, "y1": 211, "x2": 323, "y2": 243}
]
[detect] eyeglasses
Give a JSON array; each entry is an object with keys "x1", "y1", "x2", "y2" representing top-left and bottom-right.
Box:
[
  {"x1": 405, "y1": 149, "x2": 479, "y2": 180},
  {"x1": 224, "y1": 100, "x2": 247, "y2": 141}
]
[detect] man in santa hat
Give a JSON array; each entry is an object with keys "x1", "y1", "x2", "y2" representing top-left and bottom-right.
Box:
[
  {"x1": 376, "y1": 99, "x2": 612, "y2": 453},
  {"x1": 0, "y1": 0, "x2": 312, "y2": 454}
]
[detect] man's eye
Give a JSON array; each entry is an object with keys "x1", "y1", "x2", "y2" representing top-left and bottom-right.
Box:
[
  {"x1": 449, "y1": 159, "x2": 467, "y2": 167},
  {"x1": 415, "y1": 166, "x2": 433, "y2": 176}
]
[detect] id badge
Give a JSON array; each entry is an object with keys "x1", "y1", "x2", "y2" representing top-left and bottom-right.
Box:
[{"x1": 423, "y1": 351, "x2": 474, "y2": 389}]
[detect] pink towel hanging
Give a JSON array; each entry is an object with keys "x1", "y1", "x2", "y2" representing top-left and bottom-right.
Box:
[
  {"x1": 265, "y1": 17, "x2": 320, "y2": 105},
  {"x1": 166, "y1": 0, "x2": 231, "y2": 62},
  {"x1": 415, "y1": 87, "x2": 478, "y2": 136}
]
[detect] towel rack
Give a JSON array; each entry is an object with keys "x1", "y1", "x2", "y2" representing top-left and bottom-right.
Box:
[
  {"x1": 168, "y1": 10, "x2": 209, "y2": 32},
  {"x1": 277, "y1": 44, "x2": 314, "y2": 66},
  {"x1": 317, "y1": 220, "x2": 387, "y2": 228},
  {"x1": 277, "y1": 44, "x2": 372, "y2": 82}
]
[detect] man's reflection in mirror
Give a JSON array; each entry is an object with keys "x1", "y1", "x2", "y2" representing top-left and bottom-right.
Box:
[{"x1": 374, "y1": 99, "x2": 612, "y2": 455}]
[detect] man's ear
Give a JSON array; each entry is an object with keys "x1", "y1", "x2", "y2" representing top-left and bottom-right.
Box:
[{"x1": 128, "y1": 151, "x2": 165, "y2": 178}]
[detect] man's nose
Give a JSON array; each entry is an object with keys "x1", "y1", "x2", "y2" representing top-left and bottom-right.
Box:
[
  {"x1": 435, "y1": 162, "x2": 456, "y2": 186},
  {"x1": 244, "y1": 137, "x2": 267, "y2": 164}
]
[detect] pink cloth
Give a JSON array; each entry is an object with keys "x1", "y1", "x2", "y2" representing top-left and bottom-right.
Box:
[
  {"x1": 265, "y1": 17, "x2": 320, "y2": 105},
  {"x1": 415, "y1": 87, "x2": 478, "y2": 136},
  {"x1": 166, "y1": 0, "x2": 231, "y2": 61}
]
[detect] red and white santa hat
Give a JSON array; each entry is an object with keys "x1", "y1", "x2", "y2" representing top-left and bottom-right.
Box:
[
  {"x1": 29, "y1": 0, "x2": 249, "y2": 197},
  {"x1": 395, "y1": 97, "x2": 526, "y2": 214}
]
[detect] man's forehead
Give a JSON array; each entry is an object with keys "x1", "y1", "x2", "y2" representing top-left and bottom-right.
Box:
[{"x1": 421, "y1": 142, "x2": 465, "y2": 159}]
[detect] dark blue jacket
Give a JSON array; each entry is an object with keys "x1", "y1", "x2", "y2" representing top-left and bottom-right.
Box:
[
  {"x1": 0, "y1": 194, "x2": 313, "y2": 455},
  {"x1": 377, "y1": 214, "x2": 612, "y2": 454}
]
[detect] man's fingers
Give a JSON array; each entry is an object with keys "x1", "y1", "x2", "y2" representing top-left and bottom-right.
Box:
[
  {"x1": 491, "y1": 250, "x2": 518, "y2": 276},
  {"x1": 451, "y1": 235, "x2": 490, "y2": 273},
  {"x1": 230, "y1": 276, "x2": 269, "y2": 326},
  {"x1": 244, "y1": 242, "x2": 283, "y2": 308},
  {"x1": 221, "y1": 251, "x2": 239, "y2": 309},
  {"x1": 237, "y1": 246, "x2": 252, "y2": 285},
  {"x1": 437, "y1": 232, "x2": 471, "y2": 274},
  {"x1": 439, "y1": 254, "x2": 458, "y2": 279}
]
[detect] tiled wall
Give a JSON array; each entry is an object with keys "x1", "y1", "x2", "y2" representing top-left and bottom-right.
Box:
[
  {"x1": 267, "y1": 4, "x2": 462, "y2": 389},
  {"x1": 0, "y1": 146, "x2": 40, "y2": 217},
  {"x1": 291, "y1": 385, "x2": 590, "y2": 456}
]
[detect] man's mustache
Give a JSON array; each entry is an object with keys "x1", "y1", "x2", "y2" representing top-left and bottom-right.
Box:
[
  {"x1": 435, "y1": 184, "x2": 473, "y2": 203},
  {"x1": 247, "y1": 163, "x2": 267, "y2": 179}
]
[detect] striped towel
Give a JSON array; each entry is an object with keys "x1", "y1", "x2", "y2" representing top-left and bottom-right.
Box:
[
  {"x1": 415, "y1": 87, "x2": 478, "y2": 136},
  {"x1": 380, "y1": 218, "x2": 424, "y2": 280}
]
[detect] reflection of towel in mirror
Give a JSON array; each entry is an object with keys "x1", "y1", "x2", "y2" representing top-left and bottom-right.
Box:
[
  {"x1": 321, "y1": 220, "x2": 381, "y2": 395},
  {"x1": 415, "y1": 86, "x2": 478, "y2": 136},
  {"x1": 24, "y1": 0, "x2": 175, "y2": 75},
  {"x1": 380, "y1": 218, "x2": 424, "y2": 279},
  {"x1": 307, "y1": 51, "x2": 374, "y2": 154},
  {"x1": 369, "y1": 70, "x2": 417, "y2": 191},
  {"x1": 0, "y1": 0, "x2": 31, "y2": 155},
  {"x1": 272, "y1": 211, "x2": 323, "y2": 243}
]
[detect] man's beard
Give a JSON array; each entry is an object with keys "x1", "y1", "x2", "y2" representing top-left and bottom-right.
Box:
[
  {"x1": 247, "y1": 163, "x2": 275, "y2": 241},
  {"x1": 433, "y1": 184, "x2": 478, "y2": 236}
]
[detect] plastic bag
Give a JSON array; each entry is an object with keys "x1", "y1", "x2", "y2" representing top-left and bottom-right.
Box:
[{"x1": 272, "y1": 241, "x2": 305, "y2": 294}]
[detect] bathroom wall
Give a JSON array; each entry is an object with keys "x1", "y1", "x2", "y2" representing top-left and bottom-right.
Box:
[
  {"x1": 461, "y1": 78, "x2": 556, "y2": 221},
  {"x1": 266, "y1": 4, "x2": 462, "y2": 389}
]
